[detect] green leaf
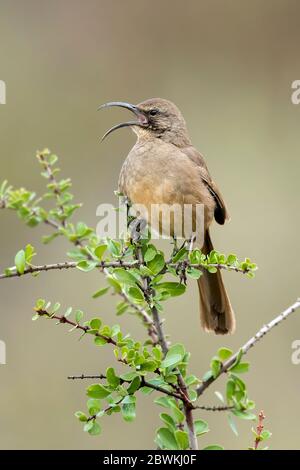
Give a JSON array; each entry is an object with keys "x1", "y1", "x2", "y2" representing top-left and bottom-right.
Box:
[
  {"x1": 156, "y1": 427, "x2": 178, "y2": 450},
  {"x1": 207, "y1": 266, "x2": 217, "y2": 274},
  {"x1": 106, "y1": 367, "x2": 120, "y2": 388},
  {"x1": 186, "y1": 267, "x2": 202, "y2": 279},
  {"x1": 218, "y1": 347, "x2": 233, "y2": 361},
  {"x1": 127, "y1": 286, "x2": 145, "y2": 303},
  {"x1": 185, "y1": 375, "x2": 200, "y2": 386},
  {"x1": 113, "y1": 268, "x2": 138, "y2": 285},
  {"x1": 261, "y1": 430, "x2": 272, "y2": 441},
  {"x1": 87, "y1": 398, "x2": 102, "y2": 415},
  {"x1": 175, "y1": 430, "x2": 189, "y2": 450},
  {"x1": 155, "y1": 282, "x2": 186, "y2": 297},
  {"x1": 87, "y1": 384, "x2": 111, "y2": 399},
  {"x1": 84, "y1": 420, "x2": 101, "y2": 436},
  {"x1": 89, "y1": 318, "x2": 102, "y2": 330},
  {"x1": 229, "y1": 362, "x2": 250, "y2": 374},
  {"x1": 226, "y1": 380, "x2": 235, "y2": 401},
  {"x1": 94, "y1": 336, "x2": 107, "y2": 346},
  {"x1": 15, "y1": 249, "x2": 26, "y2": 274},
  {"x1": 159, "y1": 413, "x2": 176, "y2": 431},
  {"x1": 35, "y1": 298, "x2": 45, "y2": 310},
  {"x1": 203, "y1": 445, "x2": 224, "y2": 450},
  {"x1": 147, "y1": 253, "x2": 165, "y2": 275},
  {"x1": 25, "y1": 244, "x2": 36, "y2": 263},
  {"x1": 127, "y1": 376, "x2": 141, "y2": 394},
  {"x1": 170, "y1": 404, "x2": 185, "y2": 424},
  {"x1": 106, "y1": 239, "x2": 121, "y2": 257},
  {"x1": 74, "y1": 411, "x2": 88, "y2": 422},
  {"x1": 92, "y1": 287, "x2": 110, "y2": 298},
  {"x1": 77, "y1": 260, "x2": 98, "y2": 272},
  {"x1": 75, "y1": 310, "x2": 84, "y2": 323},
  {"x1": 94, "y1": 245, "x2": 107, "y2": 261},
  {"x1": 121, "y1": 395, "x2": 136, "y2": 422},
  {"x1": 194, "y1": 419, "x2": 209, "y2": 436},
  {"x1": 161, "y1": 344, "x2": 185, "y2": 369},
  {"x1": 64, "y1": 307, "x2": 72, "y2": 318},
  {"x1": 154, "y1": 396, "x2": 173, "y2": 409},
  {"x1": 227, "y1": 254, "x2": 237, "y2": 265},
  {"x1": 210, "y1": 358, "x2": 221, "y2": 379},
  {"x1": 228, "y1": 413, "x2": 238, "y2": 436},
  {"x1": 144, "y1": 245, "x2": 157, "y2": 262}
]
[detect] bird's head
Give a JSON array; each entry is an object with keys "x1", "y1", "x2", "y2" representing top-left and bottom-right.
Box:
[{"x1": 99, "y1": 98, "x2": 191, "y2": 147}]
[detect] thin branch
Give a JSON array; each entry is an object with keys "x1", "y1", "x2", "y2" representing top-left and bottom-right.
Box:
[
  {"x1": 35, "y1": 309, "x2": 117, "y2": 346},
  {"x1": 67, "y1": 374, "x2": 182, "y2": 400},
  {"x1": 0, "y1": 260, "x2": 140, "y2": 280},
  {"x1": 194, "y1": 405, "x2": 234, "y2": 412},
  {"x1": 135, "y1": 242, "x2": 198, "y2": 451},
  {"x1": 0, "y1": 260, "x2": 252, "y2": 281},
  {"x1": 196, "y1": 299, "x2": 300, "y2": 397},
  {"x1": 37, "y1": 152, "x2": 67, "y2": 227}
]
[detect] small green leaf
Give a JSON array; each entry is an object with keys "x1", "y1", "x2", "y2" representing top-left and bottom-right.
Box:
[
  {"x1": 186, "y1": 267, "x2": 202, "y2": 279},
  {"x1": 87, "y1": 399, "x2": 102, "y2": 415},
  {"x1": 75, "y1": 310, "x2": 84, "y2": 323},
  {"x1": 261, "y1": 430, "x2": 272, "y2": 441},
  {"x1": 159, "y1": 413, "x2": 176, "y2": 431},
  {"x1": 175, "y1": 430, "x2": 189, "y2": 450},
  {"x1": 155, "y1": 282, "x2": 186, "y2": 297},
  {"x1": 210, "y1": 358, "x2": 221, "y2": 378},
  {"x1": 106, "y1": 367, "x2": 120, "y2": 388},
  {"x1": 121, "y1": 395, "x2": 136, "y2": 422},
  {"x1": 218, "y1": 347, "x2": 233, "y2": 361},
  {"x1": 74, "y1": 411, "x2": 88, "y2": 422},
  {"x1": 144, "y1": 245, "x2": 157, "y2": 262},
  {"x1": 15, "y1": 249, "x2": 26, "y2": 274},
  {"x1": 87, "y1": 384, "x2": 111, "y2": 399},
  {"x1": 161, "y1": 344, "x2": 185, "y2": 369},
  {"x1": 228, "y1": 413, "x2": 238, "y2": 436},
  {"x1": 194, "y1": 419, "x2": 209, "y2": 436},
  {"x1": 127, "y1": 286, "x2": 145, "y2": 303},
  {"x1": 229, "y1": 362, "x2": 250, "y2": 374},
  {"x1": 92, "y1": 287, "x2": 110, "y2": 298},
  {"x1": 84, "y1": 420, "x2": 101, "y2": 436},
  {"x1": 77, "y1": 260, "x2": 98, "y2": 272},
  {"x1": 113, "y1": 268, "x2": 139, "y2": 285},
  {"x1": 127, "y1": 376, "x2": 141, "y2": 394},
  {"x1": 89, "y1": 318, "x2": 102, "y2": 330},
  {"x1": 156, "y1": 427, "x2": 178, "y2": 450},
  {"x1": 94, "y1": 244, "x2": 107, "y2": 260},
  {"x1": 147, "y1": 253, "x2": 165, "y2": 275},
  {"x1": 154, "y1": 396, "x2": 173, "y2": 409},
  {"x1": 35, "y1": 298, "x2": 45, "y2": 310}
]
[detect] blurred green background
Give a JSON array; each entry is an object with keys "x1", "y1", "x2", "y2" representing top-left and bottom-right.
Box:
[{"x1": 0, "y1": 0, "x2": 300, "y2": 450}]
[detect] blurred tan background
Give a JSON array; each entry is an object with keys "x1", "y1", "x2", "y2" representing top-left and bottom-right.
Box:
[{"x1": 0, "y1": 0, "x2": 299, "y2": 450}]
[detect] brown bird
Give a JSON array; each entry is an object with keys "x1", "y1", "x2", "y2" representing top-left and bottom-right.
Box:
[{"x1": 100, "y1": 98, "x2": 235, "y2": 334}]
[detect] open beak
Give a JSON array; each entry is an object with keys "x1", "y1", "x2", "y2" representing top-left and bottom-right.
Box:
[{"x1": 98, "y1": 101, "x2": 148, "y2": 141}]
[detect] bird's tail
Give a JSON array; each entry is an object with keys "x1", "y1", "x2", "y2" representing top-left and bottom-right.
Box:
[{"x1": 197, "y1": 230, "x2": 235, "y2": 334}]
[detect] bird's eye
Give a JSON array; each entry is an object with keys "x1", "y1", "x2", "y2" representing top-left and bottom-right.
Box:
[{"x1": 149, "y1": 109, "x2": 158, "y2": 116}]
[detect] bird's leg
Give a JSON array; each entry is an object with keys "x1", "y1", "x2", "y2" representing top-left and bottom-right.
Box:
[
  {"x1": 171, "y1": 236, "x2": 178, "y2": 257},
  {"x1": 187, "y1": 233, "x2": 196, "y2": 254}
]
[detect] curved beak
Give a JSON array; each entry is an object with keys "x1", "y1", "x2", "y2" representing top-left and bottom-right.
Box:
[{"x1": 98, "y1": 101, "x2": 148, "y2": 141}]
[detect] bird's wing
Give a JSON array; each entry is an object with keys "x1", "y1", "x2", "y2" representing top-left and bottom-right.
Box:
[{"x1": 181, "y1": 146, "x2": 230, "y2": 225}]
